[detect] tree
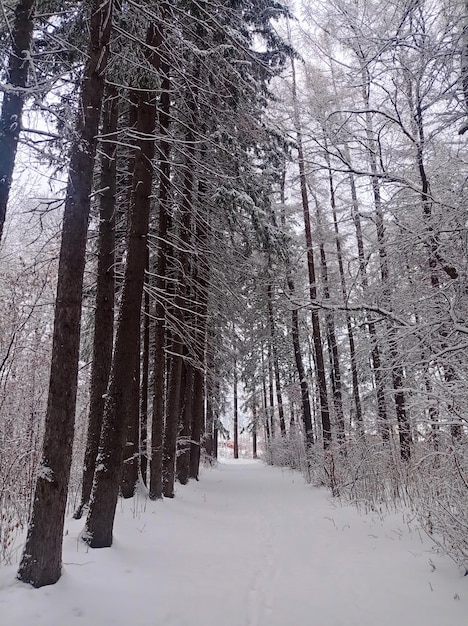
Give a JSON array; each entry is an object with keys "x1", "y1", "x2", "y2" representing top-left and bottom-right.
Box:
[
  {"x1": 0, "y1": 0, "x2": 36, "y2": 243},
  {"x1": 17, "y1": 0, "x2": 114, "y2": 587}
]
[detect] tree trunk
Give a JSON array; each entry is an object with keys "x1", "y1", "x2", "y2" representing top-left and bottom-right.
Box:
[
  {"x1": 325, "y1": 146, "x2": 363, "y2": 433},
  {"x1": 176, "y1": 359, "x2": 194, "y2": 485},
  {"x1": 0, "y1": 0, "x2": 36, "y2": 243},
  {"x1": 120, "y1": 329, "x2": 140, "y2": 498},
  {"x1": 252, "y1": 402, "x2": 258, "y2": 459},
  {"x1": 347, "y1": 162, "x2": 389, "y2": 441},
  {"x1": 83, "y1": 24, "x2": 158, "y2": 548},
  {"x1": 162, "y1": 74, "x2": 196, "y2": 497},
  {"x1": 140, "y1": 256, "x2": 150, "y2": 485},
  {"x1": 17, "y1": 0, "x2": 113, "y2": 587},
  {"x1": 233, "y1": 356, "x2": 239, "y2": 459},
  {"x1": 267, "y1": 283, "x2": 286, "y2": 435},
  {"x1": 149, "y1": 10, "x2": 171, "y2": 499},
  {"x1": 314, "y1": 195, "x2": 345, "y2": 444},
  {"x1": 290, "y1": 53, "x2": 331, "y2": 448},
  {"x1": 360, "y1": 65, "x2": 412, "y2": 459},
  {"x1": 74, "y1": 85, "x2": 118, "y2": 519},
  {"x1": 287, "y1": 275, "x2": 314, "y2": 445}
]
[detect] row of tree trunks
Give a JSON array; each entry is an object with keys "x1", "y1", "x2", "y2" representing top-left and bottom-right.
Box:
[
  {"x1": 290, "y1": 51, "x2": 332, "y2": 449},
  {"x1": 74, "y1": 85, "x2": 118, "y2": 519},
  {"x1": 17, "y1": 0, "x2": 114, "y2": 587},
  {"x1": 83, "y1": 22, "x2": 159, "y2": 548}
]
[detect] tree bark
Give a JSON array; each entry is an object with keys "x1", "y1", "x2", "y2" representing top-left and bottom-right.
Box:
[
  {"x1": 177, "y1": 359, "x2": 194, "y2": 484},
  {"x1": 267, "y1": 283, "x2": 286, "y2": 435},
  {"x1": 83, "y1": 24, "x2": 158, "y2": 548},
  {"x1": 287, "y1": 275, "x2": 314, "y2": 445},
  {"x1": 149, "y1": 9, "x2": 171, "y2": 499},
  {"x1": 290, "y1": 53, "x2": 331, "y2": 448},
  {"x1": 17, "y1": 0, "x2": 113, "y2": 587},
  {"x1": 0, "y1": 0, "x2": 36, "y2": 243},
  {"x1": 325, "y1": 146, "x2": 363, "y2": 434},
  {"x1": 233, "y1": 355, "x2": 239, "y2": 459},
  {"x1": 74, "y1": 85, "x2": 118, "y2": 519},
  {"x1": 140, "y1": 255, "x2": 150, "y2": 485}
]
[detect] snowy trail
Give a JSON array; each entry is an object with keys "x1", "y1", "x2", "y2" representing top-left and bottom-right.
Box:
[{"x1": 0, "y1": 459, "x2": 466, "y2": 626}]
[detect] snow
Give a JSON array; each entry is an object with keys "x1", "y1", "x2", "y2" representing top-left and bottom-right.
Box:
[{"x1": 0, "y1": 459, "x2": 466, "y2": 625}]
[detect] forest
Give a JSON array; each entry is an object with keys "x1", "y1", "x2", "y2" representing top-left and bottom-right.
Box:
[{"x1": 0, "y1": 0, "x2": 467, "y2": 591}]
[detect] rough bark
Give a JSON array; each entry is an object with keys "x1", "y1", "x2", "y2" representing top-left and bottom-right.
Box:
[
  {"x1": 176, "y1": 360, "x2": 194, "y2": 484},
  {"x1": 287, "y1": 275, "x2": 314, "y2": 445},
  {"x1": 149, "y1": 9, "x2": 171, "y2": 499},
  {"x1": 17, "y1": 0, "x2": 113, "y2": 587},
  {"x1": 120, "y1": 330, "x2": 140, "y2": 498},
  {"x1": 140, "y1": 257, "x2": 150, "y2": 485},
  {"x1": 0, "y1": 0, "x2": 36, "y2": 243},
  {"x1": 267, "y1": 283, "x2": 286, "y2": 435},
  {"x1": 314, "y1": 196, "x2": 345, "y2": 444},
  {"x1": 291, "y1": 54, "x2": 331, "y2": 448},
  {"x1": 233, "y1": 356, "x2": 239, "y2": 459},
  {"x1": 74, "y1": 86, "x2": 118, "y2": 519},
  {"x1": 83, "y1": 24, "x2": 158, "y2": 548},
  {"x1": 325, "y1": 147, "x2": 363, "y2": 433}
]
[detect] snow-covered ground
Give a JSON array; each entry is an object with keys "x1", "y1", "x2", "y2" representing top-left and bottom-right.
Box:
[{"x1": 0, "y1": 459, "x2": 466, "y2": 625}]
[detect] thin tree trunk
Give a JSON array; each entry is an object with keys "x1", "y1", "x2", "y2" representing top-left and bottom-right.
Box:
[
  {"x1": 74, "y1": 86, "x2": 118, "y2": 519},
  {"x1": 347, "y1": 161, "x2": 389, "y2": 441},
  {"x1": 290, "y1": 53, "x2": 331, "y2": 448},
  {"x1": 0, "y1": 0, "x2": 36, "y2": 243},
  {"x1": 83, "y1": 24, "x2": 158, "y2": 548},
  {"x1": 17, "y1": 0, "x2": 113, "y2": 587},
  {"x1": 120, "y1": 328, "x2": 140, "y2": 498},
  {"x1": 267, "y1": 283, "x2": 286, "y2": 435},
  {"x1": 140, "y1": 255, "x2": 150, "y2": 485},
  {"x1": 325, "y1": 147, "x2": 363, "y2": 433},
  {"x1": 189, "y1": 179, "x2": 209, "y2": 480},
  {"x1": 267, "y1": 341, "x2": 276, "y2": 438},
  {"x1": 314, "y1": 195, "x2": 345, "y2": 444},
  {"x1": 162, "y1": 74, "x2": 197, "y2": 497},
  {"x1": 360, "y1": 64, "x2": 412, "y2": 459},
  {"x1": 287, "y1": 275, "x2": 314, "y2": 445},
  {"x1": 149, "y1": 6, "x2": 171, "y2": 500},
  {"x1": 233, "y1": 355, "x2": 239, "y2": 459},
  {"x1": 177, "y1": 359, "x2": 194, "y2": 484},
  {"x1": 252, "y1": 402, "x2": 258, "y2": 459}
]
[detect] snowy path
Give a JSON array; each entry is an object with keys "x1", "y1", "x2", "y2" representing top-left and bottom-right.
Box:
[{"x1": 0, "y1": 460, "x2": 466, "y2": 625}]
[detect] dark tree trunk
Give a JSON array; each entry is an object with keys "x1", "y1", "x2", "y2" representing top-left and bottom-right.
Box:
[
  {"x1": 162, "y1": 78, "x2": 196, "y2": 497},
  {"x1": 0, "y1": 0, "x2": 36, "y2": 243},
  {"x1": 287, "y1": 275, "x2": 314, "y2": 445},
  {"x1": 149, "y1": 10, "x2": 171, "y2": 499},
  {"x1": 140, "y1": 255, "x2": 150, "y2": 485},
  {"x1": 17, "y1": 0, "x2": 113, "y2": 587},
  {"x1": 267, "y1": 283, "x2": 286, "y2": 435},
  {"x1": 261, "y1": 349, "x2": 271, "y2": 444},
  {"x1": 252, "y1": 402, "x2": 258, "y2": 459},
  {"x1": 325, "y1": 147, "x2": 363, "y2": 433},
  {"x1": 177, "y1": 360, "x2": 194, "y2": 484},
  {"x1": 290, "y1": 55, "x2": 331, "y2": 448},
  {"x1": 189, "y1": 366, "x2": 205, "y2": 479},
  {"x1": 348, "y1": 165, "x2": 389, "y2": 441},
  {"x1": 314, "y1": 197, "x2": 345, "y2": 444},
  {"x1": 83, "y1": 24, "x2": 158, "y2": 548},
  {"x1": 204, "y1": 329, "x2": 215, "y2": 457},
  {"x1": 162, "y1": 344, "x2": 184, "y2": 498},
  {"x1": 233, "y1": 356, "x2": 239, "y2": 459},
  {"x1": 120, "y1": 330, "x2": 140, "y2": 498},
  {"x1": 74, "y1": 86, "x2": 118, "y2": 520}
]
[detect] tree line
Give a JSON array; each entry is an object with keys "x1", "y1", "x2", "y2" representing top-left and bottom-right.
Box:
[{"x1": 0, "y1": 0, "x2": 466, "y2": 587}]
